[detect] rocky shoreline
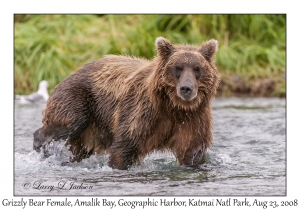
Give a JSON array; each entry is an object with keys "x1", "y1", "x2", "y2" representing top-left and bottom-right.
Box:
[{"x1": 216, "y1": 76, "x2": 285, "y2": 98}]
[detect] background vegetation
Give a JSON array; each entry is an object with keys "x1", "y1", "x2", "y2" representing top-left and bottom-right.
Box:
[{"x1": 14, "y1": 14, "x2": 286, "y2": 97}]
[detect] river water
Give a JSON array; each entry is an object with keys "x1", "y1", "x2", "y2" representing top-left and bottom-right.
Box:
[{"x1": 14, "y1": 97, "x2": 286, "y2": 196}]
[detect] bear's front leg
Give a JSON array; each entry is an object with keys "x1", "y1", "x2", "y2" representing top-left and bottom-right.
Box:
[
  {"x1": 108, "y1": 139, "x2": 140, "y2": 170},
  {"x1": 182, "y1": 147, "x2": 206, "y2": 166},
  {"x1": 173, "y1": 141, "x2": 207, "y2": 167}
]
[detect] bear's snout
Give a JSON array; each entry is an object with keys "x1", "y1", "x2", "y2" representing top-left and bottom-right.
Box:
[
  {"x1": 176, "y1": 68, "x2": 198, "y2": 101},
  {"x1": 177, "y1": 79, "x2": 197, "y2": 101},
  {"x1": 180, "y1": 83, "x2": 193, "y2": 99}
]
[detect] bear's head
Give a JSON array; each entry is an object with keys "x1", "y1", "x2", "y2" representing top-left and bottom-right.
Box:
[{"x1": 155, "y1": 37, "x2": 220, "y2": 110}]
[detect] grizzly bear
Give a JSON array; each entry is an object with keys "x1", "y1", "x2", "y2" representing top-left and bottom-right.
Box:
[{"x1": 33, "y1": 37, "x2": 220, "y2": 170}]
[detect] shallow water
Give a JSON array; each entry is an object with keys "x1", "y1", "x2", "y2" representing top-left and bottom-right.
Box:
[{"x1": 14, "y1": 97, "x2": 286, "y2": 196}]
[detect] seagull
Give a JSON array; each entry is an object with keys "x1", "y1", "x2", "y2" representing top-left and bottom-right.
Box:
[{"x1": 15, "y1": 80, "x2": 49, "y2": 104}]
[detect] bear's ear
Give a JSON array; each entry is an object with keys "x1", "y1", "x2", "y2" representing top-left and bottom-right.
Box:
[
  {"x1": 155, "y1": 37, "x2": 174, "y2": 57},
  {"x1": 199, "y1": 39, "x2": 218, "y2": 62}
]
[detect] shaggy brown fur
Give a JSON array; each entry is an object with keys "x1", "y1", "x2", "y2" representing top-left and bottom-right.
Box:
[{"x1": 34, "y1": 37, "x2": 220, "y2": 170}]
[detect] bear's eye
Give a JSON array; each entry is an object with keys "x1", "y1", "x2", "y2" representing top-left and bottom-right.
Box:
[
  {"x1": 175, "y1": 66, "x2": 183, "y2": 71},
  {"x1": 175, "y1": 66, "x2": 183, "y2": 79},
  {"x1": 194, "y1": 66, "x2": 202, "y2": 79}
]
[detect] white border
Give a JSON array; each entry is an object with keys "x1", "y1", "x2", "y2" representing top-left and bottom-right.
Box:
[{"x1": 2, "y1": 0, "x2": 299, "y2": 209}]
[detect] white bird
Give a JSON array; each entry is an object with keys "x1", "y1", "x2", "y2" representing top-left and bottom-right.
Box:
[{"x1": 16, "y1": 80, "x2": 49, "y2": 104}]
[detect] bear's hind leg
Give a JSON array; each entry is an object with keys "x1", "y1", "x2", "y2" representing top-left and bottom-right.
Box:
[
  {"x1": 33, "y1": 127, "x2": 49, "y2": 153},
  {"x1": 41, "y1": 117, "x2": 90, "y2": 142},
  {"x1": 66, "y1": 123, "x2": 114, "y2": 163},
  {"x1": 65, "y1": 135, "x2": 94, "y2": 163},
  {"x1": 108, "y1": 140, "x2": 141, "y2": 170},
  {"x1": 35, "y1": 117, "x2": 90, "y2": 159}
]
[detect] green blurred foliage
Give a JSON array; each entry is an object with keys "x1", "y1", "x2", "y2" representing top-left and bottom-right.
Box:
[{"x1": 14, "y1": 14, "x2": 286, "y2": 96}]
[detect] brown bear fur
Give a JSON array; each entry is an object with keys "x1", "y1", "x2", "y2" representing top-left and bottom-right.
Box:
[{"x1": 34, "y1": 37, "x2": 220, "y2": 170}]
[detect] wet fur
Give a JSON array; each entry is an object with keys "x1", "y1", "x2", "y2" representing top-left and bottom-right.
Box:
[{"x1": 34, "y1": 37, "x2": 220, "y2": 170}]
